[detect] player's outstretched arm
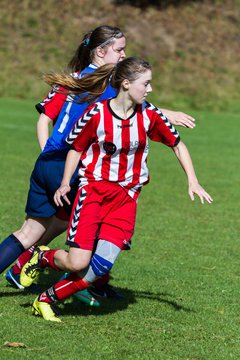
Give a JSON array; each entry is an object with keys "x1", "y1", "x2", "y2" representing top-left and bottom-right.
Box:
[
  {"x1": 36, "y1": 113, "x2": 52, "y2": 150},
  {"x1": 161, "y1": 109, "x2": 196, "y2": 129},
  {"x1": 172, "y1": 141, "x2": 213, "y2": 204},
  {"x1": 54, "y1": 149, "x2": 82, "y2": 207}
]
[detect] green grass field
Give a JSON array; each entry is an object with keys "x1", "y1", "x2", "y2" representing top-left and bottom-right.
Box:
[{"x1": 0, "y1": 98, "x2": 239, "y2": 359}]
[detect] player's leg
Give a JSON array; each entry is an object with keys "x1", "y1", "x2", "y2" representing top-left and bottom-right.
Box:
[
  {"x1": 5, "y1": 215, "x2": 68, "y2": 289},
  {"x1": 0, "y1": 153, "x2": 59, "y2": 274},
  {"x1": 13, "y1": 215, "x2": 68, "y2": 274},
  {"x1": 0, "y1": 216, "x2": 51, "y2": 274},
  {"x1": 20, "y1": 246, "x2": 92, "y2": 287},
  {"x1": 20, "y1": 184, "x2": 100, "y2": 286},
  {"x1": 37, "y1": 213, "x2": 99, "y2": 306},
  {"x1": 32, "y1": 240, "x2": 122, "y2": 321},
  {"x1": 39, "y1": 215, "x2": 69, "y2": 246},
  {"x1": 88, "y1": 183, "x2": 136, "y2": 299},
  {"x1": 3, "y1": 150, "x2": 71, "y2": 278},
  {"x1": 29, "y1": 247, "x2": 92, "y2": 322},
  {"x1": 6, "y1": 212, "x2": 99, "y2": 306}
]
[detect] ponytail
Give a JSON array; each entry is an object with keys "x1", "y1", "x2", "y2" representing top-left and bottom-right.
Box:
[
  {"x1": 43, "y1": 64, "x2": 115, "y2": 104},
  {"x1": 44, "y1": 57, "x2": 151, "y2": 105},
  {"x1": 67, "y1": 32, "x2": 92, "y2": 73}
]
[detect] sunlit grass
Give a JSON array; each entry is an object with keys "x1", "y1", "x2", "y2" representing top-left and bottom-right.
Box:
[{"x1": 0, "y1": 99, "x2": 239, "y2": 359}]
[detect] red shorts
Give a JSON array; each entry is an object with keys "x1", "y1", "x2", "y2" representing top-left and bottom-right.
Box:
[{"x1": 66, "y1": 181, "x2": 137, "y2": 251}]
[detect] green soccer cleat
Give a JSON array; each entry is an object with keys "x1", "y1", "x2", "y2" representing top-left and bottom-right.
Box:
[
  {"x1": 59, "y1": 273, "x2": 101, "y2": 307},
  {"x1": 73, "y1": 289, "x2": 100, "y2": 307},
  {"x1": 32, "y1": 297, "x2": 61, "y2": 322},
  {"x1": 20, "y1": 246, "x2": 49, "y2": 288}
]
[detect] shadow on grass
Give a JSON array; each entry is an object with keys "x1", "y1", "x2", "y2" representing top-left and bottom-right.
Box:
[
  {"x1": 58, "y1": 288, "x2": 194, "y2": 317},
  {"x1": 1, "y1": 271, "x2": 193, "y2": 315},
  {"x1": 13, "y1": 287, "x2": 193, "y2": 317},
  {"x1": 133, "y1": 290, "x2": 194, "y2": 312}
]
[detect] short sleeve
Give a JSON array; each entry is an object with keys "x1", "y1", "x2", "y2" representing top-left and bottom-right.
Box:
[
  {"x1": 147, "y1": 105, "x2": 180, "y2": 147},
  {"x1": 35, "y1": 86, "x2": 67, "y2": 123}
]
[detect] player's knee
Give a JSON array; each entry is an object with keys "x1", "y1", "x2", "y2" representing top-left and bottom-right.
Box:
[
  {"x1": 90, "y1": 254, "x2": 113, "y2": 277},
  {"x1": 67, "y1": 257, "x2": 90, "y2": 273},
  {"x1": 13, "y1": 229, "x2": 34, "y2": 249}
]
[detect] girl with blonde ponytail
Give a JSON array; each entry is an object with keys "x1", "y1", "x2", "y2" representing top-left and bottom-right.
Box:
[
  {"x1": 43, "y1": 63, "x2": 115, "y2": 105},
  {"x1": 2, "y1": 25, "x2": 126, "y2": 303}
]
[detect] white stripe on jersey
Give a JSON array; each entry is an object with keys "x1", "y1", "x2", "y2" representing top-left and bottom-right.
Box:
[
  {"x1": 120, "y1": 114, "x2": 139, "y2": 185},
  {"x1": 90, "y1": 104, "x2": 105, "y2": 181},
  {"x1": 109, "y1": 116, "x2": 121, "y2": 182},
  {"x1": 138, "y1": 108, "x2": 151, "y2": 185},
  {"x1": 118, "y1": 111, "x2": 149, "y2": 198},
  {"x1": 58, "y1": 102, "x2": 72, "y2": 133}
]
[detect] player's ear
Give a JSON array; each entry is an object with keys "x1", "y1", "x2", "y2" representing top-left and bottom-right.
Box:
[
  {"x1": 95, "y1": 46, "x2": 105, "y2": 58},
  {"x1": 122, "y1": 79, "x2": 130, "y2": 90}
]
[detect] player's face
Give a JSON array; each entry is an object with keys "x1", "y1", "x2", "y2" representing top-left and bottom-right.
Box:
[
  {"x1": 103, "y1": 37, "x2": 126, "y2": 64},
  {"x1": 127, "y1": 70, "x2": 152, "y2": 104}
]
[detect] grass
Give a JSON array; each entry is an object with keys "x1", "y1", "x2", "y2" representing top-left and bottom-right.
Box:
[{"x1": 0, "y1": 98, "x2": 239, "y2": 359}]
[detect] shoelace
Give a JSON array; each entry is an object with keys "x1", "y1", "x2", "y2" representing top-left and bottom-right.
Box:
[{"x1": 25, "y1": 263, "x2": 43, "y2": 277}]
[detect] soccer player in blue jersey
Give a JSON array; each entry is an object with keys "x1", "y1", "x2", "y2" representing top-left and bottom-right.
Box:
[
  {"x1": 0, "y1": 25, "x2": 195, "y2": 299},
  {"x1": 0, "y1": 25, "x2": 125, "y2": 277},
  {"x1": 4, "y1": 25, "x2": 126, "y2": 304}
]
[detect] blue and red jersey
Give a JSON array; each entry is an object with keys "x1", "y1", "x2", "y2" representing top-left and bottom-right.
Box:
[{"x1": 35, "y1": 64, "x2": 117, "y2": 153}]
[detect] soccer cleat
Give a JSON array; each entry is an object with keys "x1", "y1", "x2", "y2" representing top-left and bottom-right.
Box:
[
  {"x1": 20, "y1": 246, "x2": 49, "y2": 288},
  {"x1": 59, "y1": 273, "x2": 100, "y2": 307},
  {"x1": 74, "y1": 289, "x2": 100, "y2": 307},
  {"x1": 32, "y1": 297, "x2": 61, "y2": 322},
  {"x1": 90, "y1": 284, "x2": 124, "y2": 299},
  {"x1": 5, "y1": 267, "x2": 24, "y2": 290}
]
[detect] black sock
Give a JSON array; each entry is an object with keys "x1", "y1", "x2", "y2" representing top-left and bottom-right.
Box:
[{"x1": 0, "y1": 234, "x2": 25, "y2": 274}]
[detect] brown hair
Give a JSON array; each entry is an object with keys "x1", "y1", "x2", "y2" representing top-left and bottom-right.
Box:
[
  {"x1": 44, "y1": 57, "x2": 151, "y2": 104},
  {"x1": 68, "y1": 25, "x2": 124, "y2": 73}
]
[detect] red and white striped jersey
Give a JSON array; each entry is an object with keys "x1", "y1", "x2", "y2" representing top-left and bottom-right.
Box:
[{"x1": 66, "y1": 99, "x2": 180, "y2": 200}]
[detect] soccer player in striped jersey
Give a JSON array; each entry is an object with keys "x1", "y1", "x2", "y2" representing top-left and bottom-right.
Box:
[
  {"x1": 3, "y1": 25, "x2": 195, "y2": 301},
  {"x1": 20, "y1": 57, "x2": 213, "y2": 322}
]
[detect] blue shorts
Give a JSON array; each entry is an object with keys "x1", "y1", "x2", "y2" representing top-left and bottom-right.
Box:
[{"x1": 25, "y1": 150, "x2": 79, "y2": 218}]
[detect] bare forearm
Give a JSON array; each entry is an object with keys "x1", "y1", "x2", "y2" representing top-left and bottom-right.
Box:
[
  {"x1": 172, "y1": 140, "x2": 213, "y2": 204},
  {"x1": 61, "y1": 149, "x2": 82, "y2": 186},
  {"x1": 37, "y1": 113, "x2": 52, "y2": 150},
  {"x1": 54, "y1": 148, "x2": 82, "y2": 207},
  {"x1": 173, "y1": 141, "x2": 198, "y2": 185}
]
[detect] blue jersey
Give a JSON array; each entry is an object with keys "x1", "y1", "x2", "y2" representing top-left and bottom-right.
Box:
[{"x1": 43, "y1": 64, "x2": 117, "y2": 153}]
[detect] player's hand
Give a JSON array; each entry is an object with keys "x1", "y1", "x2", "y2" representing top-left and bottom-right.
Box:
[
  {"x1": 54, "y1": 184, "x2": 71, "y2": 207},
  {"x1": 163, "y1": 110, "x2": 196, "y2": 128},
  {"x1": 188, "y1": 182, "x2": 213, "y2": 204}
]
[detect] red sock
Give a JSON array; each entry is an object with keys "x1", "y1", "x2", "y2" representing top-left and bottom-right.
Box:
[
  {"x1": 92, "y1": 273, "x2": 110, "y2": 288},
  {"x1": 12, "y1": 245, "x2": 36, "y2": 275},
  {"x1": 39, "y1": 249, "x2": 60, "y2": 271},
  {"x1": 39, "y1": 273, "x2": 89, "y2": 303}
]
